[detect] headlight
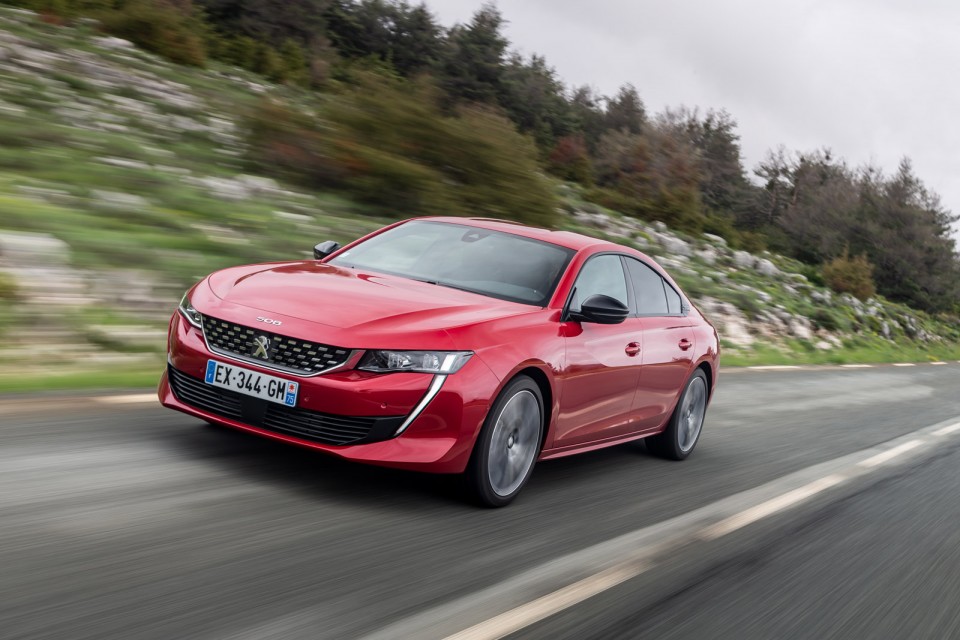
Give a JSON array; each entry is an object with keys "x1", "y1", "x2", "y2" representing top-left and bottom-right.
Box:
[
  {"x1": 358, "y1": 350, "x2": 472, "y2": 374},
  {"x1": 178, "y1": 293, "x2": 203, "y2": 329}
]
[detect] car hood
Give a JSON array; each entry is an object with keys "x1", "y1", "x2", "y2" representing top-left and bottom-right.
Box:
[{"x1": 205, "y1": 261, "x2": 532, "y2": 333}]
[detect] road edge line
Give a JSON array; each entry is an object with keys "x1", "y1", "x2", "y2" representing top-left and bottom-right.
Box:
[{"x1": 361, "y1": 415, "x2": 960, "y2": 640}]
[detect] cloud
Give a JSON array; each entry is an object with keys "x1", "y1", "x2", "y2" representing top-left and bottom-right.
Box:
[{"x1": 427, "y1": 0, "x2": 960, "y2": 237}]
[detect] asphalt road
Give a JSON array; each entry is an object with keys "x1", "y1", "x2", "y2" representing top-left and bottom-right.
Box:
[
  {"x1": 520, "y1": 437, "x2": 960, "y2": 640},
  {"x1": 2, "y1": 363, "x2": 960, "y2": 640}
]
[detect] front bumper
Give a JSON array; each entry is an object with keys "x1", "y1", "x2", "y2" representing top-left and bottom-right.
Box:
[{"x1": 159, "y1": 311, "x2": 498, "y2": 473}]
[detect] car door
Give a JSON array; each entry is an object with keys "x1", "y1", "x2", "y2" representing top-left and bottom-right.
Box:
[
  {"x1": 555, "y1": 253, "x2": 644, "y2": 448},
  {"x1": 623, "y1": 257, "x2": 697, "y2": 431}
]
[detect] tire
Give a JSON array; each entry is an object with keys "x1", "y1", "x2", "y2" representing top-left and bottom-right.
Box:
[
  {"x1": 466, "y1": 375, "x2": 544, "y2": 507},
  {"x1": 646, "y1": 369, "x2": 709, "y2": 460}
]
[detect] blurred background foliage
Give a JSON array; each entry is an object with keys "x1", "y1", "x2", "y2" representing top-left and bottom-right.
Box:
[
  {"x1": 3, "y1": 0, "x2": 956, "y2": 309},
  {"x1": 0, "y1": 0, "x2": 960, "y2": 388},
  {"x1": 247, "y1": 74, "x2": 556, "y2": 225}
]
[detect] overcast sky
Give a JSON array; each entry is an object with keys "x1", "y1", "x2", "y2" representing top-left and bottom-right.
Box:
[{"x1": 427, "y1": 0, "x2": 960, "y2": 237}]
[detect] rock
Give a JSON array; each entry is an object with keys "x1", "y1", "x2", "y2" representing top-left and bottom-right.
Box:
[
  {"x1": 881, "y1": 321, "x2": 891, "y2": 339},
  {"x1": 236, "y1": 174, "x2": 279, "y2": 193},
  {"x1": 658, "y1": 234, "x2": 692, "y2": 257},
  {"x1": 93, "y1": 36, "x2": 134, "y2": 50},
  {"x1": 155, "y1": 165, "x2": 191, "y2": 176},
  {"x1": 695, "y1": 247, "x2": 718, "y2": 265},
  {"x1": 698, "y1": 297, "x2": 754, "y2": 347},
  {"x1": 755, "y1": 258, "x2": 780, "y2": 277},
  {"x1": 810, "y1": 290, "x2": 832, "y2": 305},
  {"x1": 755, "y1": 290, "x2": 772, "y2": 303},
  {"x1": 4, "y1": 7, "x2": 38, "y2": 18},
  {"x1": 0, "y1": 231, "x2": 70, "y2": 267},
  {"x1": 89, "y1": 324, "x2": 165, "y2": 347},
  {"x1": 193, "y1": 176, "x2": 251, "y2": 201},
  {"x1": 96, "y1": 156, "x2": 149, "y2": 170},
  {"x1": 788, "y1": 317, "x2": 814, "y2": 340},
  {"x1": 815, "y1": 340, "x2": 833, "y2": 350},
  {"x1": 702, "y1": 233, "x2": 727, "y2": 247},
  {"x1": 732, "y1": 250, "x2": 755, "y2": 269},
  {"x1": 653, "y1": 221, "x2": 667, "y2": 232},
  {"x1": 92, "y1": 189, "x2": 149, "y2": 209},
  {"x1": 656, "y1": 256, "x2": 695, "y2": 277},
  {"x1": 274, "y1": 210, "x2": 312, "y2": 223},
  {"x1": 191, "y1": 223, "x2": 249, "y2": 245}
]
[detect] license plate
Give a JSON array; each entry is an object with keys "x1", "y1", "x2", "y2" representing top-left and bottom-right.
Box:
[{"x1": 205, "y1": 359, "x2": 298, "y2": 406}]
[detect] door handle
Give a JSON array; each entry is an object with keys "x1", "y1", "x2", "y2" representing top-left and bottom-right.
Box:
[
  {"x1": 625, "y1": 342, "x2": 641, "y2": 357},
  {"x1": 678, "y1": 338, "x2": 692, "y2": 351}
]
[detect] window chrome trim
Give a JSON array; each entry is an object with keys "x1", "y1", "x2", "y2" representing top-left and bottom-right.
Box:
[
  {"x1": 394, "y1": 374, "x2": 446, "y2": 437},
  {"x1": 199, "y1": 316, "x2": 362, "y2": 378}
]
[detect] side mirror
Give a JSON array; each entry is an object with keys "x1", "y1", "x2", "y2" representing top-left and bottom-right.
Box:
[
  {"x1": 571, "y1": 294, "x2": 629, "y2": 325},
  {"x1": 313, "y1": 240, "x2": 341, "y2": 260}
]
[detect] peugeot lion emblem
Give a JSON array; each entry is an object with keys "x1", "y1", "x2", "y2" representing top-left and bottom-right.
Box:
[{"x1": 252, "y1": 335, "x2": 271, "y2": 360}]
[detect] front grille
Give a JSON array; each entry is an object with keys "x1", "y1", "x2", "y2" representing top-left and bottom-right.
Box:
[
  {"x1": 168, "y1": 366, "x2": 404, "y2": 446},
  {"x1": 201, "y1": 315, "x2": 350, "y2": 375}
]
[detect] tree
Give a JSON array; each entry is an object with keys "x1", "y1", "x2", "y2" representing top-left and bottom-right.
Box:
[
  {"x1": 593, "y1": 124, "x2": 704, "y2": 231},
  {"x1": 324, "y1": 0, "x2": 443, "y2": 76},
  {"x1": 197, "y1": 0, "x2": 329, "y2": 49},
  {"x1": 603, "y1": 84, "x2": 645, "y2": 134},
  {"x1": 438, "y1": 3, "x2": 508, "y2": 106},
  {"x1": 498, "y1": 53, "x2": 572, "y2": 148},
  {"x1": 568, "y1": 85, "x2": 607, "y2": 151}
]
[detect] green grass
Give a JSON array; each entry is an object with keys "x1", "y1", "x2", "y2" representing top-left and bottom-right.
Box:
[
  {"x1": 722, "y1": 338, "x2": 960, "y2": 367},
  {"x1": 0, "y1": 363, "x2": 163, "y2": 394}
]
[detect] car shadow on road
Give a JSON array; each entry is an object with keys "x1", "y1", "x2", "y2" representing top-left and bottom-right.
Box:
[{"x1": 160, "y1": 417, "x2": 684, "y2": 512}]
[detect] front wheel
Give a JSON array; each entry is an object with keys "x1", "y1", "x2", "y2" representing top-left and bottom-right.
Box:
[
  {"x1": 646, "y1": 369, "x2": 709, "y2": 460},
  {"x1": 466, "y1": 376, "x2": 544, "y2": 507}
]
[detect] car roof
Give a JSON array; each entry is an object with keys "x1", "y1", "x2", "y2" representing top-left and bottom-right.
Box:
[{"x1": 419, "y1": 216, "x2": 617, "y2": 252}]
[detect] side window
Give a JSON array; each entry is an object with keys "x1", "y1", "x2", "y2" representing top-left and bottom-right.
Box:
[
  {"x1": 569, "y1": 254, "x2": 628, "y2": 313},
  {"x1": 625, "y1": 258, "x2": 669, "y2": 316},
  {"x1": 664, "y1": 282, "x2": 683, "y2": 314}
]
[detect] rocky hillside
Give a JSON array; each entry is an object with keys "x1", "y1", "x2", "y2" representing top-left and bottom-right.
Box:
[
  {"x1": 0, "y1": 7, "x2": 957, "y2": 389},
  {"x1": 561, "y1": 200, "x2": 959, "y2": 365}
]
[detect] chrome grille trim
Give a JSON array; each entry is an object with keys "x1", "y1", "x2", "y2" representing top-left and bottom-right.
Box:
[{"x1": 199, "y1": 315, "x2": 358, "y2": 378}]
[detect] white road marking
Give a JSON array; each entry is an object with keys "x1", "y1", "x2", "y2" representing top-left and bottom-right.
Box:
[
  {"x1": 858, "y1": 439, "x2": 925, "y2": 468},
  {"x1": 747, "y1": 365, "x2": 802, "y2": 370},
  {"x1": 934, "y1": 422, "x2": 960, "y2": 436},
  {"x1": 931, "y1": 361, "x2": 947, "y2": 365},
  {"x1": 93, "y1": 394, "x2": 158, "y2": 405},
  {"x1": 699, "y1": 475, "x2": 846, "y2": 541},
  {"x1": 444, "y1": 565, "x2": 642, "y2": 640},
  {"x1": 893, "y1": 363, "x2": 916, "y2": 367},
  {"x1": 841, "y1": 364, "x2": 873, "y2": 368},
  {"x1": 379, "y1": 416, "x2": 960, "y2": 640}
]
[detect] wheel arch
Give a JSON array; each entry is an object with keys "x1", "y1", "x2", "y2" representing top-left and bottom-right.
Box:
[
  {"x1": 697, "y1": 360, "x2": 714, "y2": 394},
  {"x1": 514, "y1": 366, "x2": 553, "y2": 451}
]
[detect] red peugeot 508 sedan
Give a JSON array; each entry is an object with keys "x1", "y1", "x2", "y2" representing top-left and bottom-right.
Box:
[{"x1": 159, "y1": 217, "x2": 719, "y2": 506}]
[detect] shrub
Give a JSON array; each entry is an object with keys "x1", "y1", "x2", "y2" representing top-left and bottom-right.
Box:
[
  {"x1": 247, "y1": 74, "x2": 558, "y2": 227},
  {"x1": 98, "y1": 0, "x2": 206, "y2": 67},
  {"x1": 0, "y1": 272, "x2": 19, "y2": 302},
  {"x1": 823, "y1": 249, "x2": 876, "y2": 301},
  {"x1": 810, "y1": 307, "x2": 852, "y2": 332},
  {"x1": 548, "y1": 135, "x2": 592, "y2": 185}
]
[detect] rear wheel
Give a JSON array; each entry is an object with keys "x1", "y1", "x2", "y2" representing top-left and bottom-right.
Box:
[
  {"x1": 646, "y1": 369, "x2": 708, "y2": 460},
  {"x1": 467, "y1": 376, "x2": 544, "y2": 507}
]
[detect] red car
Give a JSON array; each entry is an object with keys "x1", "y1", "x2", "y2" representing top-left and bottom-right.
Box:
[{"x1": 159, "y1": 217, "x2": 719, "y2": 506}]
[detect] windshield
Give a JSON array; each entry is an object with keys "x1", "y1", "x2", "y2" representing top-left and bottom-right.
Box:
[{"x1": 329, "y1": 221, "x2": 575, "y2": 306}]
